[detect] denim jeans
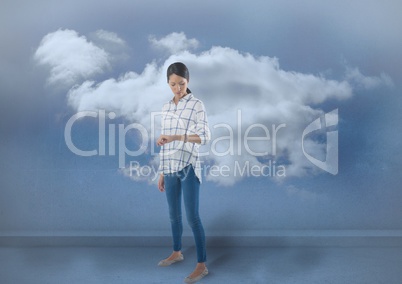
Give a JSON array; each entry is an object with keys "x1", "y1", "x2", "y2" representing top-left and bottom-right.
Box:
[{"x1": 164, "y1": 164, "x2": 207, "y2": 263}]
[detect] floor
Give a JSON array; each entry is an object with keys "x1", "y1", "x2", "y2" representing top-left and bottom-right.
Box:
[{"x1": 1, "y1": 245, "x2": 402, "y2": 284}]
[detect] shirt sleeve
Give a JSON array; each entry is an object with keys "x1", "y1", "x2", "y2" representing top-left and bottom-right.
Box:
[
  {"x1": 193, "y1": 101, "x2": 211, "y2": 145},
  {"x1": 158, "y1": 106, "x2": 166, "y2": 175},
  {"x1": 158, "y1": 151, "x2": 163, "y2": 175}
]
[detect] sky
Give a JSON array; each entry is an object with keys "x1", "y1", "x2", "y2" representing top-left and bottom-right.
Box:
[{"x1": 1, "y1": 0, "x2": 402, "y2": 236}]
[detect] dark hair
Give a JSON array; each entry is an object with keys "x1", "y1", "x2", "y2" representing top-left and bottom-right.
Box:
[{"x1": 167, "y1": 62, "x2": 191, "y2": 94}]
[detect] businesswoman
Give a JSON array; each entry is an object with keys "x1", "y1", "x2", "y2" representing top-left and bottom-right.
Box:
[{"x1": 156, "y1": 62, "x2": 210, "y2": 283}]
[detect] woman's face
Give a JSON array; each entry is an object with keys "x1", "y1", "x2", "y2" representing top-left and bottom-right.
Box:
[{"x1": 168, "y1": 73, "x2": 188, "y2": 97}]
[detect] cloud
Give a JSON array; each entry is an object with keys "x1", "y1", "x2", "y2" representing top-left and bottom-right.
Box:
[
  {"x1": 93, "y1": 29, "x2": 126, "y2": 46},
  {"x1": 88, "y1": 30, "x2": 129, "y2": 64},
  {"x1": 149, "y1": 32, "x2": 199, "y2": 54},
  {"x1": 68, "y1": 62, "x2": 166, "y2": 124},
  {"x1": 34, "y1": 29, "x2": 111, "y2": 86},
  {"x1": 64, "y1": 32, "x2": 392, "y2": 186},
  {"x1": 345, "y1": 67, "x2": 394, "y2": 89}
]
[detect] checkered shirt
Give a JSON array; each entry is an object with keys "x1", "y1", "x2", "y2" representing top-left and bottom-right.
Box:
[{"x1": 158, "y1": 93, "x2": 210, "y2": 182}]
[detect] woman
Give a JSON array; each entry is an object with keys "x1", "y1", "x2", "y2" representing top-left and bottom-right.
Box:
[{"x1": 156, "y1": 62, "x2": 210, "y2": 283}]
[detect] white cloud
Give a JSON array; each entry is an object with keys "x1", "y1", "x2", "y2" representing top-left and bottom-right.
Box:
[
  {"x1": 65, "y1": 32, "x2": 392, "y2": 186},
  {"x1": 345, "y1": 67, "x2": 394, "y2": 89},
  {"x1": 149, "y1": 32, "x2": 199, "y2": 54},
  {"x1": 34, "y1": 29, "x2": 110, "y2": 86},
  {"x1": 68, "y1": 62, "x2": 166, "y2": 124},
  {"x1": 94, "y1": 29, "x2": 126, "y2": 45},
  {"x1": 89, "y1": 29, "x2": 129, "y2": 64}
]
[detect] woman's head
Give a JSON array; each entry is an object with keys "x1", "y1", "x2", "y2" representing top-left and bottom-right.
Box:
[
  {"x1": 167, "y1": 62, "x2": 190, "y2": 82},
  {"x1": 167, "y1": 62, "x2": 191, "y2": 95}
]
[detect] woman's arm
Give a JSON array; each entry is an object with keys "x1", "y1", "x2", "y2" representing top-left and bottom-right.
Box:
[
  {"x1": 156, "y1": 100, "x2": 210, "y2": 146},
  {"x1": 157, "y1": 134, "x2": 201, "y2": 146}
]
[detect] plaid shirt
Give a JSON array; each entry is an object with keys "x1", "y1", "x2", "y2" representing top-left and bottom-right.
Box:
[{"x1": 158, "y1": 93, "x2": 210, "y2": 182}]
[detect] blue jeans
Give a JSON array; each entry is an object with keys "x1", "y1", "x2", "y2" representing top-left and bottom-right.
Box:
[{"x1": 164, "y1": 164, "x2": 207, "y2": 263}]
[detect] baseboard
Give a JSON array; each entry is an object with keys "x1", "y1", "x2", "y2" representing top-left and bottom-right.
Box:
[{"x1": 1, "y1": 231, "x2": 402, "y2": 247}]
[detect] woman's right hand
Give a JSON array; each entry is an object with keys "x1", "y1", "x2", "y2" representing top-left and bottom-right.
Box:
[
  {"x1": 157, "y1": 135, "x2": 173, "y2": 146},
  {"x1": 158, "y1": 174, "x2": 165, "y2": 192}
]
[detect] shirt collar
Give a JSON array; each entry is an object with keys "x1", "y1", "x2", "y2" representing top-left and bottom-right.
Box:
[{"x1": 170, "y1": 93, "x2": 193, "y2": 104}]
